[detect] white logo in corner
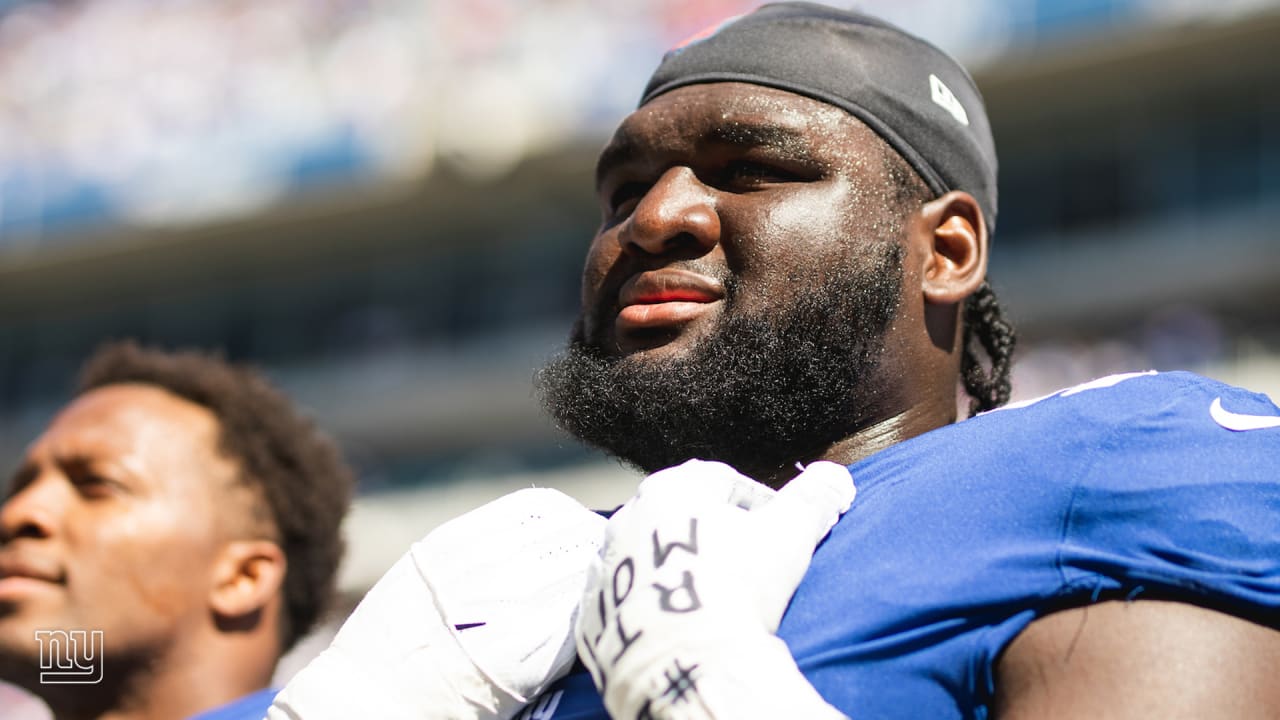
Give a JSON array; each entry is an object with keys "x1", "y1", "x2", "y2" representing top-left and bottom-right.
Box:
[
  {"x1": 1210, "y1": 397, "x2": 1280, "y2": 431},
  {"x1": 35, "y1": 629, "x2": 103, "y2": 684},
  {"x1": 930, "y1": 74, "x2": 969, "y2": 127}
]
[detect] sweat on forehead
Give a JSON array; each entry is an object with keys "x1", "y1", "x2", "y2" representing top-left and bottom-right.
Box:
[
  {"x1": 597, "y1": 83, "x2": 883, "y2": 186},
  {"x1": 639, "y1": 1, "x2": 998, "y2": 230}
]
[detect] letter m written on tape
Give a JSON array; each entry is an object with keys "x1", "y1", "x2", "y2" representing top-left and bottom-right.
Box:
[{"x1": 35, "y1": 629, "x2": 103, "y2": 684}]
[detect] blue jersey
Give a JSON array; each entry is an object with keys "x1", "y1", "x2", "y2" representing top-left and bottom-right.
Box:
[
  {"x1": 535, "y1": 371, "x2": 1280, "y2": 719},
  {"x1": 186, "y1": 688, "x2": 277, "y2": 720}
]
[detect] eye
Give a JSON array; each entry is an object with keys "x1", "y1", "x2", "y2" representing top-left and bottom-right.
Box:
[
  {"x1": 72, "y1": 474, "x2": 112, "y2": 497},
  {"x1": 607, "y1": 181, "x2": 649, "y2": 218},
  {"x1": 67, "y1": 465, "x2": 124, "y2": 499},
  {"x1": 720, "y1": 160, "x2": 799, "y2": 188}
]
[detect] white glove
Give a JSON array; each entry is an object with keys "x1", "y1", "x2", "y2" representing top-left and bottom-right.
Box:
[
  {"x1": 575, "y1": 460, "x2": 854, "y2": 720},
  {"x1": 269, "y1": 488, "x2": 608, "y2": 720}
]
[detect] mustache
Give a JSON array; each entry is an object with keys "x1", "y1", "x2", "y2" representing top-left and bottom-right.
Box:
[{"x1": 578, "y1": 270, "x2": 740, "y2": 350}]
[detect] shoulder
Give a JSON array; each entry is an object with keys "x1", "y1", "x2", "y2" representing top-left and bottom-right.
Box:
[
  {"x1": 186, "y1": 689, "x2": 278, "y2": 720},
  {"x1": 850, "y1": 370, "x2": 1278, "y2": 505},
  {"x1": 886, "y1": 371, "x2": 1231, "y2": 467},
  {"x1": 971, "y1": 369, "x2": 1280, "y2": 482},
  {"x1": 989, "y1": 372, "x2": 1280, "y2": 717},
  {"x1": 996, "y1": 600, "x2": 1280, "y2": 719},
  {"x1": 981, "y1": 369, "x2": 1269, "y2": 417}
]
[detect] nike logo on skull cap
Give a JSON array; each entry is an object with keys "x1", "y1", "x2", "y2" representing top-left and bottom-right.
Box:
[{"x1": 1210, "y1": 397, "x2": 1280, "y2": 431}]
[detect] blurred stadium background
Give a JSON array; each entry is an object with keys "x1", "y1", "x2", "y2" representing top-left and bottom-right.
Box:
[{"x1": 2, "y1": 0, "x2": 1279, "y2": 710}]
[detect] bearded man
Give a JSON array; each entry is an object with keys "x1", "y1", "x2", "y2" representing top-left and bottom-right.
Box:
[{"x1": 273, "y1": 5, "x2": 1280, "y2": 719}]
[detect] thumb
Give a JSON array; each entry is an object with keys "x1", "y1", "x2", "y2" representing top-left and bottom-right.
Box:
[
  {"x1": 752, "y1": 461, "x2": 856, "y2": 550},
  {"x1": 637, "y1": 459, "x2": 771, "y2": 509}
]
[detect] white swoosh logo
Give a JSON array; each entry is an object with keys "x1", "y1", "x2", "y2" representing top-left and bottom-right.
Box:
[{"x1": 1210, "y1": 397, "x2": 1280, "y2": 431}]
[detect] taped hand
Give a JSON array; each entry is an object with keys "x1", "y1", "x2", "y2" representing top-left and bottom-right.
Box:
[
  {"x1": 575, "y1": 460, "x2": 854, "y2": 720},
  {"x1": 270, "y1": 488, "x2": 607, "y2": 720}
]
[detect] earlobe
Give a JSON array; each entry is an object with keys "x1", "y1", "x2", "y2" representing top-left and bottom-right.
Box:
[
  {"x1": 919, "y1": 191, "x2": 988, "y2": 305},
  {"x1": 209, "y1": 540, "x2": 286, "y2": 619}
]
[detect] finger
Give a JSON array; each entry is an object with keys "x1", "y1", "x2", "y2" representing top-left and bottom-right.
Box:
[
  {"x1": 726, "y1": 471, "x2": 777, "y2": 510},
  {"x1": 416, "y1": 488, "x2": 606, "y2": 597},
  {"x1": 752, "y1": 461, "x2": 855, "y2": 549},
  {"x1": 636, "y1": 459, "x2": 769, "y2": 509},
  {"x1": 419, "y1": 487, "x2": 599, "y2": 556},
  {"x1": 574, "y1": 557, "x2": 611, "y2": 689},
  {"x1": 574, "y1": 556, "x2": 608, "y2": 651}
]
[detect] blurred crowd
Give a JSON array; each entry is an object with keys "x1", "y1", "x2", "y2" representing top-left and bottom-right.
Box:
[
  {"x1": 4, "y1": 0, "x2": 1275, "y2": 242},
  {"x1": 0, "y1": 0, "x2": 759, "y2": 240}
]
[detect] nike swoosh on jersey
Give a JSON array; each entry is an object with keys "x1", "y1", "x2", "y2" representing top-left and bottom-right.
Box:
[{"x1": 1210, "y1": 397, "x2": 1280, "y2": 431}]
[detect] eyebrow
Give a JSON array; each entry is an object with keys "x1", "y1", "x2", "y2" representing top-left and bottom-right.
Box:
[
  {"x1": 595, "y1": 136, "x2": 639, "y2": 190},
  {"x1": 596, "y1": 121, "x2": 818, "y2": 188},
  {"x1": 705, "y1": 123, "x2": 814, "y2": 158}
]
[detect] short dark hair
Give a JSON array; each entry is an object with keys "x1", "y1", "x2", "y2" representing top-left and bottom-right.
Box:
[
  {"x1": 78, "y1": 341, "x2": 355, "y2": 650},
  {"x1": 881, "y1": 144, "x2": 1016, "y2": 415}
]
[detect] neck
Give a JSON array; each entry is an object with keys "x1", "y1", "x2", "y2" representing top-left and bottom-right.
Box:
[
  {"x1": 40, "y1": 638, "x2": 274, "y2": 720},
  {"x1": 824, "y1": 401, "x2": 955, "y2": 463},
  {"x1": 764, "y1": 394, "x2": 958, "y2": 488}
]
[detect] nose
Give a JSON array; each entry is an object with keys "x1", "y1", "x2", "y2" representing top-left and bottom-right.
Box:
[
  {"x1": 0, "y1": 473, "x2": 59, "y2": 543},
  {"x1": 619, "y1": 166, "x2": 721, "y2": 258}
]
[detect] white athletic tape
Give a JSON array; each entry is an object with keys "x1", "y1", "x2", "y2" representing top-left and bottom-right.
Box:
[
  {"x1": 576, "y1": 460, "x2": 853, "y2": 719},
  {"x1": 270, "y1": 488, "x2": 607, "y2": 720}
]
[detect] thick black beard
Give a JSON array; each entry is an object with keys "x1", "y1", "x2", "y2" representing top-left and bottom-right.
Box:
[{"x1": 535, "y1": 242, "x2": 905, "y2": 483}]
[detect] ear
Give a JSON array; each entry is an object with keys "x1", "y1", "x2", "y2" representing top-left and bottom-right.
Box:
[
  {"x1": 918, "y1": 190, "x2": 988, "y2": 305},
  {"x1": 208, "y1": 539, "x2": 287, "y2": 619}
]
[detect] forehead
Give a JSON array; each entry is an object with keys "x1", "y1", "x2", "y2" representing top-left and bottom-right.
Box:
[
  {"x1": 600, "y1": 82, "x2": 878, "y2": 169},
  {"x1": 28, "y1": 384, "x2": 220, "y2": 466}
]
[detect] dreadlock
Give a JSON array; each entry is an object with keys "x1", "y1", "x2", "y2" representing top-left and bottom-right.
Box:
[
  {"x1": 882, "y1": 143, "x2": 1017, "y2": 415},
  {"x1": 961, "y1": 282, "x2": 1016, "y2": 415}
]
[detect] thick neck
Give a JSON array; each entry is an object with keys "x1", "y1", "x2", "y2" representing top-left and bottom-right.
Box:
[
  {"x1": 818, "y1": 397, "x2": 957, "y2": 466},
  {"x1": 760, "y1": 394, "x2": 957, "y2": 488}
]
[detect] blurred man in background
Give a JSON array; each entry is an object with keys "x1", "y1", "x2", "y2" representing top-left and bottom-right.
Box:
[{"x1": 0, "y1": 341, "x2": 354, "y2": 720}]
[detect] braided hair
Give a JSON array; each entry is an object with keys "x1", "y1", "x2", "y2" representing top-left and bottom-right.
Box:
[{"x1": 961, "y1": 281, "x2": 1016, "y2": 415}]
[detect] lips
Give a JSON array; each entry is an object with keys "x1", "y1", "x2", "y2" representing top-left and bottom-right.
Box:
[
  {"x1": 615, "y1": 270, "x2": 724, "y2": 331},
  {"x1": 0, "y1": 552, "x2": 63, "y2": 586}
]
